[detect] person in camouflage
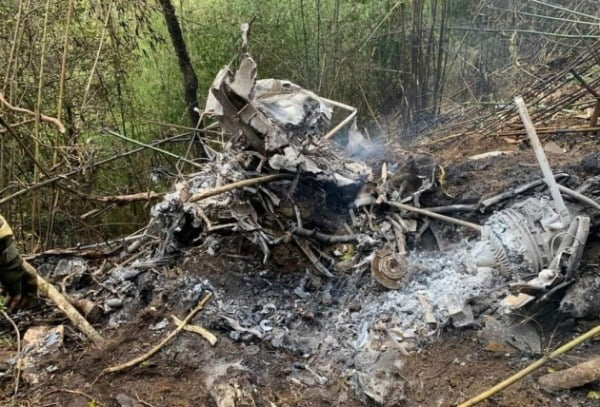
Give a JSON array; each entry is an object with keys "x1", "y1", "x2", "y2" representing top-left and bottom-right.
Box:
[{"x1": 0, "y1": 215, "x2": 37, "y2": 309}]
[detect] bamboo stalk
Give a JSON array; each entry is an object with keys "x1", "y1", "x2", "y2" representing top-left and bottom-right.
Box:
[
  {"x1": 2, "y1": 0, "x2": 24, "y2": 94},
  {"x1": 81, "y1": 2, "x2": 112, "y2": 113},
  {"x1": 55, "y1": 0, "x2": 74, "y2": 164}
]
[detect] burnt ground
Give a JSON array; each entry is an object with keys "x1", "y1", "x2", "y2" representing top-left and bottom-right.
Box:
[{"x1": 2, "y1": 128, "x2": 600, "y2": 406}]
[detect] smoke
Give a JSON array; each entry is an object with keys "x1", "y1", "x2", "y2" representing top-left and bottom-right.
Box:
[{"x1": 343, "y1": 119, "x2": 386, "y2": 162}]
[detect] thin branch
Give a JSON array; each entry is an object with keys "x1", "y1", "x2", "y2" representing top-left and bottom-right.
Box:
[
  {"x1": 104, "y1": 129, "x2": 204, "y2": 169},
  {"x1": 0, "y1": 133, "x2": 186, "y2": 206},
  {"x1": 0, "y1": 93, "x2": 65, "y2": 133},
  {"x1": 530, "y1": 0, "x2": 600, "y2": 22},
  {"x1": 104, "y1": 292, "x2": 212, "y2": 373}
]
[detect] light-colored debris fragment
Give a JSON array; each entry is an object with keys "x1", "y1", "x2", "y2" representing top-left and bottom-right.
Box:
[
  {"x1": 445, "y1": 294, "x2": 475, "y2": 328},
  {"x1": 171, "y1": 315, "x2": 218, "y2": 346},
  {"x1": 21, "y1": 325, "x2": 64, "y2": 385}
]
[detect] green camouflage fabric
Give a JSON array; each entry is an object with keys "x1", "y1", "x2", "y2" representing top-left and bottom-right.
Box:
[{"x1": 0, "y1": 215, "x2": 27, "y2": 296}]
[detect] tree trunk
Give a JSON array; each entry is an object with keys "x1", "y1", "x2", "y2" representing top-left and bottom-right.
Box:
[{"x1": 156, "y1": 0, "x2": 200, "y2": 127}]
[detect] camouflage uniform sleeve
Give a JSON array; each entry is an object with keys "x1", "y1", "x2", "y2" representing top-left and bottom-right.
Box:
[{"x1": 0, "y1": 215, "x2": 25, "y2": 296}]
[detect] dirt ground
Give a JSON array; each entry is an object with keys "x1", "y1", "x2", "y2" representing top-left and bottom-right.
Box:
[
  {"x1": 4, "y1": 260, "x2": 600, "y2": 407},
  {"x1": 2, "y1": 127, "x2": 600, "y2": 406}
]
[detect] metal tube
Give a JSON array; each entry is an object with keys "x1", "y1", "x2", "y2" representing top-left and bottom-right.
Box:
[{"x1": 515, "y1": 96, "x2": 571, "y2": 227}]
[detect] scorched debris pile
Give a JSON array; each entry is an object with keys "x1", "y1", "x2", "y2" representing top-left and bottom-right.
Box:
[{"x1": 11, "y1": 31, "x2": 600, "y2": 407}]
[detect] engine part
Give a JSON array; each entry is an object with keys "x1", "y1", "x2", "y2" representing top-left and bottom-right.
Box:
[
  {"x1": 371, "y1": 248, "x2": 408, "y2": 289},
  {"x1": 473, "y1": 197, "x2": 558, "y2": 277}
]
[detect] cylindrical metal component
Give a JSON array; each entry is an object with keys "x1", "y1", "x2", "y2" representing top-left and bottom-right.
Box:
[{"x1": 515, "y1": 96, "x2": 570, "y2": 227}]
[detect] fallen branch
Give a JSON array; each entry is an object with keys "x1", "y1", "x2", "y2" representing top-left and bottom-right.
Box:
[
  {"x1": 188, "y1": 174, "x2": 291, "y2": 203},
  {"x1": 22, "y1": 261, "x2": 105, "y2": 349},
  {"x1": 0, "y1": 93, "x2": 65, "y2": 133},
  {"x1": 92, "y1": 191, "x2": 163, "y2": 204},
  {"x1": 171, "y1": 315, "x2": 217, "y2": 346},
  {"x1": 458, "y1": 323, "x2": 600, "y2": 407},
  {"x1": 538, "y1": 356, "x2": 600, "y2": 390},
  {"x1": 103, "y1": 292, "x2": 212, "y2": 373}
]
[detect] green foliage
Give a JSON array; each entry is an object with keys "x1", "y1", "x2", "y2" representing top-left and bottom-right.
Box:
[
  {"x1": 0, "y1": 0, "x2": 596, "y2": 249},
  {"x1": 131, "y1": 0, "x2": 454, "y2": 126}
]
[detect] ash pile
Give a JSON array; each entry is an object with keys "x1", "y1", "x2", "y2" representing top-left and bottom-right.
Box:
[{"x1": 32, "y1": 37, "x2": 600, "y2": 405}]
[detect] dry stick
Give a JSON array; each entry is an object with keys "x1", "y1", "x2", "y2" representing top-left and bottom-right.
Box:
[
  {"x1": 0, "y1": 119, "x2": 35, "y2": 132},
  {"x1": 104, "y1": 292, "x2": 212, "y2": 374},
  {"x1": 538, "y1": 356, "x2": 600, "y2": 390},
  {"x1": 385, "y1": 200, "x2": 481, "y2": 232},
  {"x1": 0, "y1": 94, "x2": 65, "y2": 133},
  {"x1": 321, "y1": 97, "x2": 358, "y2": 140},
  {"x1": 569, "y1": 68, "x2": 600, "y2": 98},
  {"x1": 481, "y1": 174, "x2": 570, "y2": 208},
  {"x1": 92, "y1": 191, "x2": 163, "y2": 204},
  {"x1": 170, "y1": 315, "x2": 217, "y2": 346},
  {"x1": 0, "y1": 115, "x2": 53, "y2": 181},
  {"x1": 135, "y1": 393, "x2": 158, "y2": 407},
  {"x1": 188, "y1": 174, "x2": 291, "y2": 203},
  {"x1": 1, "y1": 310, "x2": 21, "y2": 397},
  {"x1": 21, "y1": 261, "x2": 105, "y2": 349},
  {"x1": 294, "y1": 237, "x2": 334, "y2": 278},
  {"x1": 458, "y1": 324, "x2": 600, "y2": 407}
]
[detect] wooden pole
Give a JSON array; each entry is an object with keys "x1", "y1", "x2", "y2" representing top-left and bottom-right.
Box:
[{"x1": 22, "y1": 261, "x2": 105, "y2": 349}]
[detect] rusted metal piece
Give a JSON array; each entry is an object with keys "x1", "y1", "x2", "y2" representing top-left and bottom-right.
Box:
[{"x1": 371, "y1": 248, "x2": 408, "y2": 289}]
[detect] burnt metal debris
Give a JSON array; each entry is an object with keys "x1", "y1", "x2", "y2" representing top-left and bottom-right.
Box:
[{"x1": 21, "y1": 28, "x2": 600, "y2": 406}]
